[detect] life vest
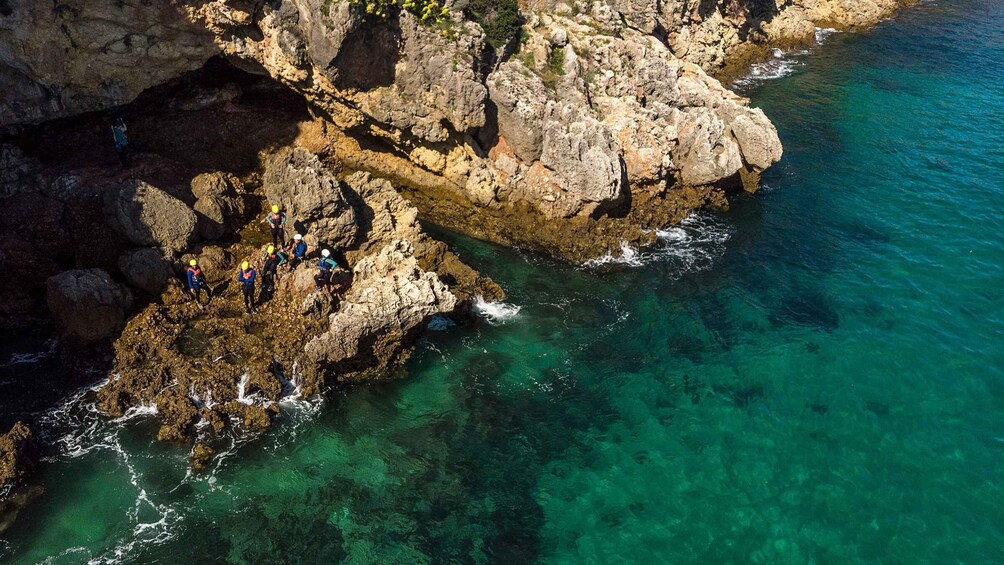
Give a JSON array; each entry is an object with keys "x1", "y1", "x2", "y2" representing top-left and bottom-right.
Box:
[
  {"x1": 268, "y1": 212, "x2": 283, "y2": 226},
  {"x1": 187, "y1": 266, "x2": 203, "y2": 279}
]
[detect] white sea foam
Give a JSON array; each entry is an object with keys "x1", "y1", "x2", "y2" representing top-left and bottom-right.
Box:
[
  {"x1": 734, "y1": 49, "x2": 802, "y2": 88},
  {"x1": 3, "y1": 339, "x2": 57, "y2": 367},
  {"x1": 32, "y1": 379, "x2": 181, "y2": 564},
  {"x1": 582, "y1": 241, "x2": 645, "y2": 268},
  {"x1": 816, "y1": 27, "x2": 837, "y2": 43},
  {"x1": 581, "y1": 212, "x2": 732, "y2": 277},
  {"x1": 115, "y1": 403, "x2": 158, "y2": 422},
  {"x1": 734, "y1": 27, "x2": 841, "y2": 89},
  {"x1": 473, "y1": 296, "x2": 522, "y2": 325}
]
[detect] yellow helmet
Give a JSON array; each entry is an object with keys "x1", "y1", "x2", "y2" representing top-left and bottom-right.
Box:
[
  {"x1": 266, "y1": 245, "x2": 275, "y2": 254},
  {"x1": 189, "y1": 259, "x2": 198, "y2": 267},
  {"x1": 271, "y1": 205, "x2": 279, "y2": 214},
  {"x1": 241, "y1": 261, "x2": 249, "y2": 270}
]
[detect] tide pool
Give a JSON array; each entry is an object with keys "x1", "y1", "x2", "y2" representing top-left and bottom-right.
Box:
[{"x1": 2, "y1": 0, "x2": 1003, "y2": 562}]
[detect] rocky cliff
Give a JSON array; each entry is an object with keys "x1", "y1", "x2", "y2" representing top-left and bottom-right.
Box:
[
  {"x1": 0, "y1": 0, "x2": 917, "y2": 470},
  {"x1": 1, "y1": 0, "x2": 784, "y2": 260}
]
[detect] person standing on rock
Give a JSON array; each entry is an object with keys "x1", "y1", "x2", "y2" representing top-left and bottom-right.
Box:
[
  {"x1": 259, "y1": 245, "x2": 284, "y2": 303},
  {"x1": 314, "y1": 249, "x2": 340, "y2": 294},
  {"x1": 111, "y1": 117, "x2": 129, "y2": 168},
  {"x1": 185, "y1": 259, "x2": 211, "y2": 308},
  {"x1": 237, "y1": 261, "x2": 257, "y2": 314},
  {"x1": 289, "y1": 233, "x2": 307, "y2": 270},
  {"x1": 262, "y1": 205, "x2": 287, "y2": 247}
]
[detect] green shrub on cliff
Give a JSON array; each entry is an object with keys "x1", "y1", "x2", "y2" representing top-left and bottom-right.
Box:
[
  {"x1": 464, "y1": 0, "x2": 522, "y2": 49},
  {"x1": 342, "y1": 0, "x2": 450, "y2": 24}
]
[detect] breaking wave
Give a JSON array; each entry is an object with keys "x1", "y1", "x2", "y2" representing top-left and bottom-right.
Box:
[
  {"x1": 472, "y1": 296, "x2": 522, "y2": 325},
  {"x1": 734, "y1": 27, "x2": 838, "y2": 89},
  {"x1": 581, "y1": 212, "x2": 733, "y2": 277}
]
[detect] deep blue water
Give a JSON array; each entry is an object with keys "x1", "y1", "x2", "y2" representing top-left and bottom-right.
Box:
[{"x1": 2, "y1": 0, "x2": 1003, "y2": 562}]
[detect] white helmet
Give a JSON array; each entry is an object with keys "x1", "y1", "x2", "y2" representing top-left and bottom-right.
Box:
[
  {"x1": 294, "y1": 233, "x2": 303, "y2": 241},
  {"x1": 321, "y1": 249, "x2": 330, "y2": 258}
]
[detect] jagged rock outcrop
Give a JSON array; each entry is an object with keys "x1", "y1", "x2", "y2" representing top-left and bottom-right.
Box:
[
  {"x1": 46, "y1": 268, "x2": 133, "y2": 344},
  {"x1": 1, "y1": 0, "x2": 792, "y2": 260},
  {"x1": 262, "y1": 148, "x2": 358, "y2": 248},
  {"x1": 192, "y1": 172, "x2": 246, "y2": 241},
  {"x1": 93, "y1": 148, "x2": 498, "y2": 446},
  {"x1": 104, "y1": 179, "x2": 198, "y2": 251},
  {"x1": 0, "y1": 0, "x2": 216, "y2": 126},
  {"x1": 0, "y1": 422, "x2": 37, "y2": 489},
  {"x1": 611, "y1": 0, "x2": 919, "y2": 76},
  {"x1": 305, "y1": 239, "x2": 458, "y2": 374}
]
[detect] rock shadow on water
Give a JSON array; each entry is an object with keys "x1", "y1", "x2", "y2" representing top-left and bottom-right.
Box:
[
  {"x1": 667, "y1": 333, "x2": 707, "y2": 364},
  {"x1": 768, "y1": 289, "x2": 840, "y2": 332}
]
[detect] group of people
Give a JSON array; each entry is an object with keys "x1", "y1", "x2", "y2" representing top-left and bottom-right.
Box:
[{"x1": 184, "y1": 204, "x2": 347, "y2": 314}]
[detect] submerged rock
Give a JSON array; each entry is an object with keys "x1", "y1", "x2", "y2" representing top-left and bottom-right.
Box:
[{"x1": 46, "y1": 268, "x2": 133, "y2": 345}]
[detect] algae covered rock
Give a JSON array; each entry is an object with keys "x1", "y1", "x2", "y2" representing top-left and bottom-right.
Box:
[
  {"x1": 104, "y1": 179, "x2": 198, "y2": 251},
  {"x1": 0, "y1": 422, "x2": 38, "y2": 488},
  {"x1": 46, "y1": 268, "x2": 133, "y2": 345}
]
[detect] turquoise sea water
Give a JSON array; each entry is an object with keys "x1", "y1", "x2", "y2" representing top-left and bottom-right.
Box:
[{"x1": 2, "y1": 0, "x2": 1003, "y2": 562}]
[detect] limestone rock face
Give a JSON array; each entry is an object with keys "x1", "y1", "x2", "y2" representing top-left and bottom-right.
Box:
[
  {"x1": 119, "y1": 247, "x2": 173, "y2": 296},
  {"x1": 104, "y1": 180, "x2": 198, "y2": 251},
  {"x1": 46, "y1": 268, "x2": 133, "y2": 344},
  {"x1": 305, "y1": 239, "x2": 457, "y2": 372},
  {"x1": 192, "y1": 172, "x2": 246, "y2": 241},
  {"x1": 0, "y1": 0, "x2": 216, "y2": 126},
  {"x1": 625, "y1": 0, "x2": 918, "y2": 74},
  {"x1": 488, "y1": 63, "x2": 550, "y2": 162},
  {"x1": 263, "y1": 148, "x2": 358, "y2": 248},
  {"x1": 187, "y1": 3, "x2": 489, "y2": 143}
]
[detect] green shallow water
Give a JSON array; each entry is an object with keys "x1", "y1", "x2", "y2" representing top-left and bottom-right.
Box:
[{"x1": 2, "y1": 0, "x2": 1004, "y2": 562}]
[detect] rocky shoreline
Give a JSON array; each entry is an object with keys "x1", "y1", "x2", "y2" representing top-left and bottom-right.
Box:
[{"x1": 0, "y1": 0, "x2": 917, "y2": 496}]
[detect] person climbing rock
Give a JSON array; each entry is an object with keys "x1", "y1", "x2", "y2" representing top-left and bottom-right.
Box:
[
  {"x1": 185, "y1": 259, "x2": 211, "y2": 307},
  {"x1": 314, "y1": 248, "x2": 341, "y2": 294},
  {"x1": 289, "y1": 233, "x2": 307, "y2": 270},
  {"x1": 236, "y1": 261, "x2": 257, "y2": 314},
  {"x1": 259, "y1": 245, "x2": 285, "y2": 301},
  {"x1": 111, "y1": 117, "x2": 129, "y2": 168},
  {"x1": 262, "y1": 205, "x2": 287, "y2": 247}
]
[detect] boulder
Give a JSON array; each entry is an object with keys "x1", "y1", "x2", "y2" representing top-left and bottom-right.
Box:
[
  {"x1": 46, "y1": 269, "x2": 133, "y2": 345},
  {"x1": 119, "y1": 247, "x2": 173, "y2": 296},
  {"x1": 305, "y1": 239, "x2": 457, "y2": 372},
  {"x1": 179, "y1": 245, "x2": 234, "y2": 283},
  {"x1": 191, "y1": 172, "x2": 246, "y2": 240},
  {"x1": 539, "y1": 103, "x2": 626, "y2": 212},
  {"x1": 262, "y1": 148, "x2": 358, "y2": 248},
  {"x1": 104, "y1": 180, "x2": 198, "y2": 251},
  {"x1": 730, "y1": 111, "x2": 783, "y2": 170}
]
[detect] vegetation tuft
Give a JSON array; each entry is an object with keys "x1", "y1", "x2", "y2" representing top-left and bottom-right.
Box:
[{"x1": 464, "y1": 0, "x2": 522, "y2": 49}]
